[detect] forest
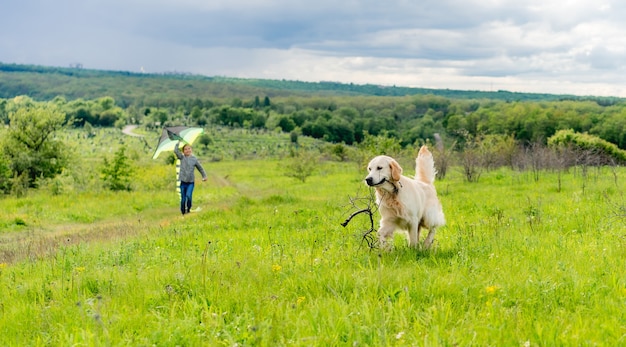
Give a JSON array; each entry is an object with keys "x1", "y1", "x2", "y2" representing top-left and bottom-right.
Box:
[
  {"x1": 2, "y1": 62, "x2": 626, "y2": 148},
  {"x1": 1, "y1": 62, "x2": 626, "y2": 195}
]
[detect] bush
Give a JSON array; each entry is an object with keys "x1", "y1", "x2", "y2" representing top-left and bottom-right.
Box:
[
  {"x1": 101, "y1": 147, "x2": 134, "y2": 191},
  {"x1": 548, "y1": 129, "x2": 626, "y2": 164},
  {"x1": 0, "y1": 155, "x2": 11, "y2": 194},
  {"x1": 2, "y1": 106, "x2": 69, "y2": 189},
  {"x1": 283, "y1": 149, "x2": 318, "y2": 183}
]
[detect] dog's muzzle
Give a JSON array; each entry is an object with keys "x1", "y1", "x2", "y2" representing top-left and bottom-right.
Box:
[{"x1": 365, "y1": 177, "x2": 385, "y2": 187}]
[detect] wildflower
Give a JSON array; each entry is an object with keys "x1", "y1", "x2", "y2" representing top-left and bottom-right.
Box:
[
  {"x1": 395, "y1": 331, "x2": 405, "y2": 339},
  {"x1": 272, "y1": 264, "x2": 282, "y2": 272},
  {"x1": 0, "y1": 263, "x2": 7, "y2": 269},
  {"x1": 485, "y1": 285, "x2": 498, "y2": 294},
  {"x1": 297, "y1": 296, "x2": 306, "y2": 305},
  {"x1": 74, "y1": 266, "x2": 86, "y2": 273}
]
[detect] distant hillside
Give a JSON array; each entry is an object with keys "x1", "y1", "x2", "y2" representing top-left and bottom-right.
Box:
[{"x1": 0, "y1": 62, "x2": 622, "y2": 105}]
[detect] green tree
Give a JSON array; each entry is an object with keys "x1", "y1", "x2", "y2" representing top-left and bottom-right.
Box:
[
  {"x1": 198, "y1": 133, "x2": 212, "y2": 149},
  {"x1": 148, "y1": 109, "x2": 169, "y2": 126},
  {"x1": 101, "y1": 147, "x2": 134, "y2": 191},
  {"x1": 590, "y1": 111, "x2": 626, "y2": 149},
  {"x1": 0, "y1": 99, "x2": 8, "y2": 125},
  {"x1": 277, "y1": 115, "x2": 296, "y2": 132},
  {"x1": 98, "y1": 96, "x2": 115, "y2": 111},
  {"x1": 98, "y1": 109, "x2": 119, "y2": 126},
  {"x1": 326, "y1": 118, "x2": 355, "y2": 144},
  {"x1": 290, "y1": 131, "x2": 299, "y2": 146},
  {"x1": 301, "y1": 119, "x2": 328, "y2": 139},
  {"x1": 284, "y1": 149, "x2": 317, "y2": 183},
  {"x1": 2, "y1": 105, "x2": 69, "y2": 189},
  {"x1": 72, "y1": 107, "x2": 95, "y2": 126},
  {"x1": 358, "y1": 132, "x2": 402, "y2": 158},
  {"x1": 83, "y1": 122, "x2": 95, "y2": 138},
  {"x1": 190, "y1": 106, "x2": 203, "y2": 121},
  {"x1": 0, "y1": 154, "x2": 11, "y2": 194},
  {"x1": 336, "y1": 106, "x2": 359, "y2": 121}
]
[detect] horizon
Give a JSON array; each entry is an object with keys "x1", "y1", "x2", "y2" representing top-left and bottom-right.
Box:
[
  {"x1": 5, "y1": 60, "x2": 620, "y2": 100},
  {"x1": 3, "y1": 1, "x2": 626, "y2": 98}
]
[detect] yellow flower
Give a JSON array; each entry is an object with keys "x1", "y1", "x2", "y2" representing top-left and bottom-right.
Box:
[
  {"x1": 74, "y1": 266, "x2": 86, "y2": 273},
  {"x1": 272, "y1": 264, "x2": 282, "y2": 272},
  {"x1": 485, "y1": 285, "x2": 498, "y2": 294},
  {"x1": 297, "y1": 296, "x2": 306, "y2": 305},
  {"x1": 0, "y1": 263, "x2": 7, "y2": 269}
]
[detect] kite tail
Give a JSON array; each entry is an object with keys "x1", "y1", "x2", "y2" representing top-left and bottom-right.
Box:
[{"x1": 176, "y1": 158, "x2": 181, "y2": 201}]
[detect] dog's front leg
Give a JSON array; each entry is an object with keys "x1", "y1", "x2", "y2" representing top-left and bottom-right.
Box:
[
  {"x1": 408, "y1": 223, "x2": 420, "y2": 248},
  {"x1": 378, "y1": 223, "x2": 395, "y2": 250}
]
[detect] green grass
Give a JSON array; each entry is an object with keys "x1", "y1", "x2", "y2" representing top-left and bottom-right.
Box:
[{"x1": 1, "y1": 142, "x2": 625, "y2": 345}]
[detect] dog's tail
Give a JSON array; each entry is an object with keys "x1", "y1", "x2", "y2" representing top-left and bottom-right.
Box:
[{"x1": 415, "y1": 145, "x2": 436, "y2": 184}]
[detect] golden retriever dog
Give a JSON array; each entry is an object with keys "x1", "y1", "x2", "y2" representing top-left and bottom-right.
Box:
[{"x1": 365, "y1": 145, "x2": 445, "y2": 250}]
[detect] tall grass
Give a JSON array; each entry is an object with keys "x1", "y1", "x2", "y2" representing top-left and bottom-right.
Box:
[{"x1": 0, "y1": 138, "x2": 625, "y2": 345}]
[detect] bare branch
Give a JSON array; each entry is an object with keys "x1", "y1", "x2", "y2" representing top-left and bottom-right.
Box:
[
  {"x1": 341, "y1": 188, "x2": 379, "y2": 249},
  {"x1": 604, "y1": 192, "x2": 626, "y2": 224},
  {"x1": 341, "y1": 208, "x2": 371, "y2": 227}
]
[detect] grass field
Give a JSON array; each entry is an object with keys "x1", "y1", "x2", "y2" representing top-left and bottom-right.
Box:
[{"x1": 0, "y1": 131, "x2": 625, "y2": 346}]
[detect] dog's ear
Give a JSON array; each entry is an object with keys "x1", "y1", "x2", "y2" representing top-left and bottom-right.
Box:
[{"x1": 390, "y1": 159, "x2": 402, "y2": 181}]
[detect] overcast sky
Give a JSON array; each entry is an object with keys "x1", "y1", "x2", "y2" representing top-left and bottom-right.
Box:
[{"x1": 2, "y1": 0, "x2": 626, "y2": 97}]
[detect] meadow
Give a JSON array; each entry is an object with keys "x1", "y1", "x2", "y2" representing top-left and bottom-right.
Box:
[{"x1": 0, "y1": 129, "x2": 625, "y2": 346}]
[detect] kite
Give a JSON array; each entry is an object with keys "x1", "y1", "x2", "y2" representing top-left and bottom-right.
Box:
[
  {"x1": 152, "y1": 126, "x2": 205, "y2": 159},
  {"x1": 152, "y1": 126, "x2": 205, "y2": 197}
]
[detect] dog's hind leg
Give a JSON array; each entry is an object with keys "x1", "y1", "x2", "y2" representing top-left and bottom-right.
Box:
[{"x1": 423, "y1": 228, "x2": 436, "y2": 249}]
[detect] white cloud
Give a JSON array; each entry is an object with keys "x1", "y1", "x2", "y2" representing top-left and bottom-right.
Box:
[{"x1": 2, "y1": 0, "x2": 626, "y2": 96}]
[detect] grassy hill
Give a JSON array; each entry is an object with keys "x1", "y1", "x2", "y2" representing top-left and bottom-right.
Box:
[
  {"x1": 0, "y1": 126, "x2": 625, "y2": 345},
  {"x1": 3, "y1": 62, "x2": 620, "y2": 104},
  {"x1": 0, "y1": 76, "x2": 625, "y2": 344}
]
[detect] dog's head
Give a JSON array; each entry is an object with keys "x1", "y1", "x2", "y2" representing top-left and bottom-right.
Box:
[{"x1": 365, "y1": 155, "x2": 403, "y2": 187}]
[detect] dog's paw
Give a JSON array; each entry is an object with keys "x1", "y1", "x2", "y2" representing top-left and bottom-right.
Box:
[{"x1": 378, "y1": 240, "x2": 394, "y2": 252}]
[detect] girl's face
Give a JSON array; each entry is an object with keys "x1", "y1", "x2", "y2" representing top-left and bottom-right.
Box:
[{"x1": 183, "y1": 145, "x2": 192, "y2": 156}]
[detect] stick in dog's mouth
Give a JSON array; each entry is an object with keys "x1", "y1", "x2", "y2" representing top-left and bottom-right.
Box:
[{"x1": 365, "y1": 177, "x2": 386, "y2": 187}]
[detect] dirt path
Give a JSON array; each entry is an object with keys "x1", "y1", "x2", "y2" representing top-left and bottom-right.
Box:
[
  {"x1": 122, "y1": 124, "x2": 144, "y2": 137},
  {"x1": 0, "y1": 207, "x2": 196, "y2": 265},
  {"x1": 0, "y1": 125, "x2": 168, "y2": 265}
]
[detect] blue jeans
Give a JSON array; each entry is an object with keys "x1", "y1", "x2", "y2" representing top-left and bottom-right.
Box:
[{"x1": 180, "y1": 182, "x2": 195, "y2": 214}]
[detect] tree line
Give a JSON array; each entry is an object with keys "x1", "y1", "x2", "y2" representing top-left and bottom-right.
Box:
[
  {"x1": 1, "y1": 62, "x2": 626, "y2": 195},
  {"x1": 2, "y1": 91, "x2": 626, "y2": 151},
  {"x1": 1, "y1": 94, "x2": 626, "y2": 196},
  {"x1": 7, "y1": 92, "x2": 619, "y2": 150},
  {"x1": 1, "y1": 62, "x2": 625, "y2": 151},
  {"x1": 5, "y1": 62, "x2": 614, "y2": 102}
]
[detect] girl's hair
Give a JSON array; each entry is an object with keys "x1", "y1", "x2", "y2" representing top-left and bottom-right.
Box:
[{"x1": 182, "y1": 144, "x2": 191, "y2": 150}]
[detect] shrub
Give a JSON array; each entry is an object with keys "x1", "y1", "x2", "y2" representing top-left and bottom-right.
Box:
[
  {"x1": 101, "y1": 147, "x2": 134, "y2": 191},
  {"x1": 0, "y1": 154, "x2": 11, "y2": 194},
  {"x1": 548, "y1": 129, "x2": 626, "y2": 164},
  {"x1": 2, "y1": 106, "x2": 69, "y2": 189},
  {"x1": 283, "y1": 149, "x2": 318, "y2": 183}
]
